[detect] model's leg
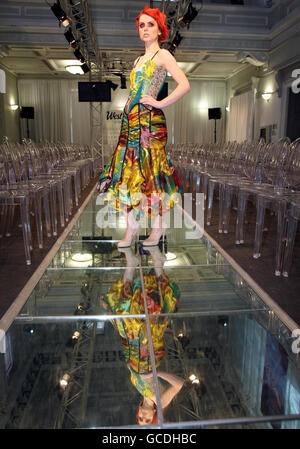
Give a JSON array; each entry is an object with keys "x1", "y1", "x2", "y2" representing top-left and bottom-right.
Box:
[
  {"x1": 143, "y1": 213, "x2": 167, "y2": 247},
  {"x1": 118, "y1": 209, "x2": 140, "y2": 248}
]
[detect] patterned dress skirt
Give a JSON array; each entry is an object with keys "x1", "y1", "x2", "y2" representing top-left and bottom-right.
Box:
[
  {"x1": 102, "y1": 270, "x2": 180, "y2": 398},
  {"x1": 97, "y1": 103, "x2": 182, "y2": 219}
]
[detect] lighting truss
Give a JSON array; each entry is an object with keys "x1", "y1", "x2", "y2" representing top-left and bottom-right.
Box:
[
  {"x1": 54, "y1": 275, "x2": 100, "y2": 429},
  {"x1": 160, "y1": 0, "x2": 202, "y2": 54},
  {"x1": 59, "y1": 0, "x2": 102, "y2": 76},
  {"x1": 54, "y1": 321, "x2": 97, "y2": 428}
]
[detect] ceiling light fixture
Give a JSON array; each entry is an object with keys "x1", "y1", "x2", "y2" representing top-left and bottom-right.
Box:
[
  {"x1": 262, "y1": 92, "x2": 272, "y2": 101},
  {"x1": 66, "y1": 65, "x2": 84, "y2": 75}
]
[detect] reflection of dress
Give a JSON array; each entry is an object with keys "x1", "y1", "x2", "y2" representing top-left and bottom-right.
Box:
[
  {"x1": 103, "y1": 271, "x2": 180, "y2": 398},
  {"x1": 97, "y1": 50, "x2": 182, "y2": 218}
]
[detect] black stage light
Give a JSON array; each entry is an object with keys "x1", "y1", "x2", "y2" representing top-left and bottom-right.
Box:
[
  {"x1": 64, "y1": 29, "x2": 77, "y2": 48},
  {"x1": 51, "y1": 1, "x2": 70, "y2": 27},
  {"x1": 81, "y1": 63, "x2": 90, "y2": 73},
  {"x1": 178, "y1": 3, "x2": 198, "y2": 29},
  {"x1": 107, "y1": 80, "x2": 118, "y2": 91},
  {"x1": 74, "y1": 49, "x2": 85, "y2": 62},
  {"x1": 172, "y1": 31, "x2": 183, "y2": 48},
  {"x1": 120, "y1": 75, "x2": 127, "y2": 89}
]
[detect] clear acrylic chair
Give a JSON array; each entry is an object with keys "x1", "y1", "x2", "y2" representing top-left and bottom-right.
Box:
[{"x1": 0, "y1": 142, "x2": 52, "y2": 250}]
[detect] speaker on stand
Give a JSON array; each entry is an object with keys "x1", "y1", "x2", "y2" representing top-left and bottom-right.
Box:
[
  {"x1": 208, "y1": 108, "x2": 222, "y2": 144},
  {"x1": 20, "y1": 107, "x2": 35, "y2": 139}
]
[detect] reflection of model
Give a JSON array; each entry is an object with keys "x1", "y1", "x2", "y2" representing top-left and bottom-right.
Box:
[
  {"x1": 97, "y1": 5, "x2": 190, "y2": 248},
  {"x1": 100, "y1": 246, "x2": 184, "y2": 425}
]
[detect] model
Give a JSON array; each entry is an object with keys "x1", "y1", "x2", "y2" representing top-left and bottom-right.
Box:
[{"x1": 97, "y1": 5, "x2": 190, "y2": 247}]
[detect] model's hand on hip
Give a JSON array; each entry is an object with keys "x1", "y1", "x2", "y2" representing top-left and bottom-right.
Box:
[{"x1": 139, "y1": 95, "x2": 160, "y2": 108}]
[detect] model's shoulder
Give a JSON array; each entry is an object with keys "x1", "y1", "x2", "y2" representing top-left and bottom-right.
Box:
[{"x1": 159, "y1": 48, "x2": 175, "y2": 59}]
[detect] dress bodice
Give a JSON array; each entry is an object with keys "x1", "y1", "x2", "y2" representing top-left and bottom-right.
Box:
[{"x1": 124, "y1": 58, "x2": 167, "y2": 114}]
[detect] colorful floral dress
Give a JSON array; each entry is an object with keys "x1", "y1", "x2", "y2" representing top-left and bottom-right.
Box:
[
  {"x1": 97, "y1": 50, "x2": 182, "y2": 219},
  {"x1": 102, "y1": 270, "x2": 180, "y2": 398}
]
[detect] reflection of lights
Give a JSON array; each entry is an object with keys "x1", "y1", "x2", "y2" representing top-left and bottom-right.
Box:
[
  {"x1": 165, "y1": 252, "x2": 177, "y2": 261},
  {"x1": 189, "y1": 374, "x2": 200, "y2": 384},
  {"x1": 72, "y1": 331, "x2": 81, "y2": 340},
  {"x1": 71, "y1": 253, "x2": 92, "y2": 262},
  {"x1": 59, "y1": 373, "x2": 70, "y2": 389}
]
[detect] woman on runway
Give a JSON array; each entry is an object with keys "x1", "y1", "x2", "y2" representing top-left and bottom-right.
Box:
[{"x1": 97, "y1": 5, "x2": 190, "y2": 247}]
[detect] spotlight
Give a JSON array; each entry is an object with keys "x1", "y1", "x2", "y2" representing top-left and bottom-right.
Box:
[
  {"x1": 178, "y1": 3, "x2": 198, "y2": 29},
  {"x1": 172, "y1": 31, "x2": 183, "y2": 48},
  {"x1": 74, "y1": 49, "x2": 85, "y2": 63},
  {"x1": 81, "y1": 63, "x2": 90, "y2": 73},
  {"x1": 51, "y1": 1, "x2": 70, "y2": 27},
  {"x1": 218, "y1": 316, "x2": 229, "y2": 327},
  {"x1": 177, "y1": 331, "x2": 190, "y2": 348},
  {"x1": 120, "y1": 75, "x2": 127, "y2": 89},
  {"x1": 59, "y1": 373, "x2": 70, "y2": 389},
  {"x1": 64, "y1": 29, "x2": 77, "y2": 48},
  {"x1": 24, "y1": 325, "x2": 35, "y2": 335},
  {"x1": 107, "y1": 80, "x2": 118, "y2": 91},
  {"x1": 189, "y1": 374, "x2": 200, "y2": 384},
  {"x1": 72, "y1": 331, "x2": 81, "y2": 340}
]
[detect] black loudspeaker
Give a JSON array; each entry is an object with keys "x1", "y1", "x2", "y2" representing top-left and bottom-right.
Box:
[
  {"x1": 208, "y1": 107, "x2": 222, "y2": 120},
  {"x1": 20, "y1": 107, "x2": 34, "y2": 119},
  {"x1": 78, "y1": 82, "x2": 111, "y2": 102},
  {"x1": 157, "y1": 83, "x2": 168, "y2": 101}
]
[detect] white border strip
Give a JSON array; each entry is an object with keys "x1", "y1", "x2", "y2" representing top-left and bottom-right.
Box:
[{"x1": 0, "y1": 183, "x2": 98, "y2": 336}]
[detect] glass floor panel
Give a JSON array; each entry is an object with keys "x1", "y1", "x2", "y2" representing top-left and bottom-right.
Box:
[
  {"x1": 2, "y1": 311, "x2": 300, "y2": 429},
  {"x1": 1, "y1": 192, "x2": 300, "y2": 429}
]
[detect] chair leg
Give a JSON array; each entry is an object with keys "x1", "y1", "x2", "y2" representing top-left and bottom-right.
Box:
[
  {"x1": 34, "y1": 192, "x2": 43, "y2": 249},
  {"x1": 50, "y1": 185, "x2": 58, "y2": 236},
  {"x1": 19, "y1": 197, "x2": 32, "y2": 265},
  {"x1": 43, "y1": 192, "x2": 52, "y2": 238},
  {"x1": 274, "y1": 200, "x2": 287, "y2": 276},
  {"x1": 206, "y1": 180, "x2": 215, "y2": 226},
  {"x1": 222, "y1": 185, "x2": 233, "y2": 234},
  {"x1": 253, "y1": 196, "x2": 267, "y2": 259},
  {"x1": 282, "y1": 215, "x2": 298, "y2": 278},
  {"x1": 235, "y1": 191, "x2": 248, "y2": 245}
]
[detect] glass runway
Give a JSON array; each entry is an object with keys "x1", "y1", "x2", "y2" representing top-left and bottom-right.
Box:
[{"x1": 0, "y1": 187, "x2": 300, "y2": 429}]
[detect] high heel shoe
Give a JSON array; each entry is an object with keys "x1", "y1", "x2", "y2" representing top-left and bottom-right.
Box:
[
  {"x1": 143, "y1": 215, "x2": 167, "y2": 247},
  {"x1": 118, "y1": 210, "x2": 140, "y2": 248}
]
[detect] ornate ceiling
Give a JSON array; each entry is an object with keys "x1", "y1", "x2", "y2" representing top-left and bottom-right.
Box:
[{"x1": 0, "y1": 0, "x2": 299, "y2": 80}]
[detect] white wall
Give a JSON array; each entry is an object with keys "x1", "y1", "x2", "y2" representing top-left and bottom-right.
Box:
[{"x1": 0, "y1": 66, "x2": 20, "y2": 142}]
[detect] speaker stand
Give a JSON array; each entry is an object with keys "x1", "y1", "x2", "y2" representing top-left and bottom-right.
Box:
[
  {"x1": 26, "y1": 118, "x2": 30, "y2": 139},
  {"x1": 214, "y1": 119, "x2": 217, "y2": 144}
]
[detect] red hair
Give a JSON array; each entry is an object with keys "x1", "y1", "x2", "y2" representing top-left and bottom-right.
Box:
[
  {"x1": 136, "y1": 5, "x2": 169, "y2": 43},
  {"x1": 136, "y1": 401, "x2": 165, "y2": 425}
]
